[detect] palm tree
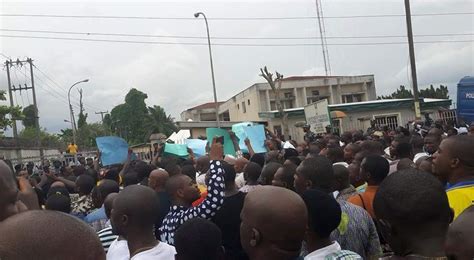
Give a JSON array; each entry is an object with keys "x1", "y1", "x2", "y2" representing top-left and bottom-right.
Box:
[{"x1": 145, "y1": 105, "x2": 177, "y2": 139}]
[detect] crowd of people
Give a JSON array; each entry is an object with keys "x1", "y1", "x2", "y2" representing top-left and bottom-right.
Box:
[{"x1": 0, "y1": 120, "x2": 474, "y2": 260}]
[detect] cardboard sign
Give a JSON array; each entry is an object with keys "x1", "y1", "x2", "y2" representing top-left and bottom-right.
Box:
[
  {"x1": 163, "y1": 143, "x2": 189, "y2": 158},
  {"x1": 185, "y1": 139, "x2": 207, "y2": 158},
  {"x1": 304, "y1": 99, "x2": 331, "y2": 134},
  {"x1": 242, "y1": 125, "x2": 267, "y2": 153},
  {"x1": 206, "y1": 128, "x2": 236, "y2": 156},
  {"x1": 96, "y1": 136, "x2": 129, "y2": 166}
]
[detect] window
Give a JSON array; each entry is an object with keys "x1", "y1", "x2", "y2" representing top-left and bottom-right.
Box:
[
  {"x1": 242, "y1": 101, "x2": 246, "y2": 113},
  {"x1": 237, "y1": 104, "x2": 240, "y2": 110},
  {"x1": 311, "y1": 90, "x2": 320, "y2": 96},
  {"x1": 248, "y1": 99, "x2": 250, "y2": 106},
  {"x1": 342, "y1": 94, "x2": 363, "y2": 103},
  {"x1": 332, "y1": 119, "x2": 341, "y2": 135},
  {"x1": 284, "y1": 92, "x2": 293, "y2": 98},
  {"x1": 374, "y1": 115, "x2": 399, "y2": 130}
]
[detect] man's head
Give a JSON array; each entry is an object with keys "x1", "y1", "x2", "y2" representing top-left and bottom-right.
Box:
[
  {"x1": 0, "y1": 210, "x2": 105, "y2": 259},
  {"x1": 325, "y1": 147, "x2": 344, "y2": 164},
  {"x1": 243, "y1": 162, "x2": 262, "y2": 183},
  {"x1": 166, "y1": 174, "x2": 201, "y2": 205},
  {"x1": 123, "y1": 170, "x2": 139, "y2": 187},
  {"x1": 148, "y1": 169, "x2": 169, "y2": 192},
  {"x1": 432, "y1": 135, "x2": 474, "y2": 184},
  {"x1": 234, "y1": 157, "x2": 249, "y2": 173},
  {"x1": 0, "y1": 161, "x2": 25, "y2": 222},
  {"x1": 104, "y1": 193, "x2": 118, "y2": 219},
  {"x1": 343, "y1": 143, "x2": 360, "y2": 163},
  {"x1": 294, "y1": 156, "x2": 334, "y2": 194},
  {"x1": 111, "y1": 185, "x2": 159, "y2": 238},
  {"x1": 86, "y1": 158, "x2": 94, "y2": 167},
  {"x1": 272, "y1": 164, "x2": 296, "y2": 191},
  {"x1": 175, "y1": 218, "x2": 224, "y2": 260},
  {"x1": 240, "y1": 186, "x2": 307, "y2": 260},
  {"x1": 75, "y1": 174, "x2": 95, "y2": 195},
  {"x1": 332, "y1": 164, "x2": 350, "y2": 192},
  {"x1": 301, "y1": 189, "x2": 341, "y2": 245},
  {"x1": 96, "y1": 179, "x2": 120, "y2": 206},
  {"x1": 373, "y1": 169, "x2": 452, "y2": 256},
  {"x1": 78, "y1": 157, "x2": 86, "y2": 166},
  {"x1": 45, "y1": 194, "x2": 71, "y2": 213},
  {"x1": 397, "y1": 158, "x2": 415, "y2": 171},
  {"x1": 221, "y1": 161, "x2": 236, "y2": 188},
  {"x1": 445, "y1": 206, "x2": 474, "y2": 259},
  {"x1": 424, "y1": 134, "x2": 442, "y2": 155},
  {"x1": 395, "y1": 142, "x2": 413, "y2": 160},
  {"x1": 259, "y1": 162, "x2": 282, "y2": 185},
  {"x1": 360, "y1": 155, "x2": 389, "y2": 185}
]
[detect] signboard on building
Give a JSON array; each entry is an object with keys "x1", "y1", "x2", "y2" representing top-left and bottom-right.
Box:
[{"x1": 304, "y1": 99, "x2": 331, "y2": 134}]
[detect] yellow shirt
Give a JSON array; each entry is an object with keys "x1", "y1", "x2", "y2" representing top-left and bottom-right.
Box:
[
  {"x1": 68, "y1": 144, "x2": 78, "y2": 154},
  {"x1": 446, "y1": 181, "x2": 474, "y2": 219}
]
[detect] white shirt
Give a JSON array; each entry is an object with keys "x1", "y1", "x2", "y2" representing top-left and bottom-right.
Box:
[
  {"x1": 304, "y1": 241, "x2": 362, "y2": 259},
  {"x1": 131, "y1": 242, "x2": 176, "y2": 260},
  {"x1": 196, "y1": 172, "x2": 207, "y2": 187},
  {"x1": 235, "y1": 172, "x2": 245, "y2": 188},
  {"x1": 106, "y1": 238, "x2": 129, "y2": 260}
]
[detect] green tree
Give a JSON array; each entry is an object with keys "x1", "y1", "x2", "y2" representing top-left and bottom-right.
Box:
[
  {"x1": 19, "y1": 127, "x2": 61, "y2": 148},
  {"x1": 110, "y1": 88, "x2": 149, "y2": 144},
  {"x1": 0, "y1": 90, "x2": 23, "y2": 135},
  {"x1": 22, "y1": 105, "x2": 36, "y2": 128},
  {"x1": 76, "y1": 123, "x2": 108, "y2": 148},
  {"x1": 378, "y1": 85, "x2": 450, "y2": 100},
  {"x1": 145, "y1": 105, "x2": 177, "y2": 137}
]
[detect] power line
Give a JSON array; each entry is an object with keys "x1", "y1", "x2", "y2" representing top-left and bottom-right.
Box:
[
  {"x1": 0, "y1": 12, "x2": 472, "y2": 20},
  {"x1": 0, "y1": 34, "x2": 472, "y2": 46},
  {"x1": 2, "y1": 28, "x2": 473, "y2": 40}
]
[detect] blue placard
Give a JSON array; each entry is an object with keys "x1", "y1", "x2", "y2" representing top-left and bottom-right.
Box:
[
  {"x1": 96, "y1": 136, "x2": 129, "y2": 166},
  {"x1": 243, "y1": 125, "x2": 267, "y2": 153},
  {"x1": 206, "y1": 128, "x2": 236, "y2": 156},
  {"x1": 185, "y1": 139, "x2": 207, "y2": 158},
  {"x1": 163, "y1": 143, "x2": 189, "y2": 158}
]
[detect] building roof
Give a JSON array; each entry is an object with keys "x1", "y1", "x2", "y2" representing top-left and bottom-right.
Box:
[
  {"x1": 258, "y1": 98, "x2": 452, "y2": 118},
  {"x1": 187, "y1": 102, "x2": 224, "y2": 111}
]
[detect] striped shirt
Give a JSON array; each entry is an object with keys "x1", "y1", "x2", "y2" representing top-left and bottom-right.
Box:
[{"x1": 97, "y1": 226, "x2": 118, "y2": 253}]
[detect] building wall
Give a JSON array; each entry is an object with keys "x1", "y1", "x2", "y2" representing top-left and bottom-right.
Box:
[
  {"x1": 181, "y1": 108, "x2": 217, "y2": 121},
  {"x1": 219, "y1": 75, "x2": 376, "y2": 123}
]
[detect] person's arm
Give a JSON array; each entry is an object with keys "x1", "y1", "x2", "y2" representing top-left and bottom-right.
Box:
[
  {"x1": 46, "y1": 173, "x2": 77, "y2": 190},
  {"x1": 229, "y1": 131, "x2": 243, "y2": 158},
  {"x1": 364, "y1": 212, "x2": 383, "y2": 258},
  {"x1": 244, "y1": 138, "x2": 255, "y2": 157},
  {"x1": 180, "y1": 138, "x2": 225, "y2": 222},
  {"x1": 119, "y1": 149, "x2": 133, "y2": 177},
  {"x1": 17, "y1": 176, "x2": 40, "y2": 210},
  {"x1": 93, "y1": 151, "x2": 101, "y2": 172}
]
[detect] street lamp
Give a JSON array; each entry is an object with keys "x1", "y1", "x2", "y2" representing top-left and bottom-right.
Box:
[
  {"x1": 194, "y1": 12, "x2": 220, "y2": 128},
  {"x1": 68, "y1": 79, "x2": 89, "y2": 144}
]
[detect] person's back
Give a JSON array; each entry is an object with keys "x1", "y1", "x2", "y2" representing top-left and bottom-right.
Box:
[
  {"x1": 373, "y1": 169, "x2": 452, "y2": 258},
  {"x1": 175, "y1": 218, "x2": 225, "y2": 260},
  {"x1": 0, "y1": 210, "x2": 105, "y2": 260},
  {"x1": 211, "y1": 162, "x2": 248, "y2": 260},
  {"x1": 240, "y1": 186, "x2": 308, "y2": 260},
  {"x1": 110, "y1": 185, "x2": 175, "y2": 260},
  {"x1": 68, "y1": 142, "x2": 78, "y2": 154},
  {"x1": 446, "y1": 205, "x2": 474, "y2": 259}
]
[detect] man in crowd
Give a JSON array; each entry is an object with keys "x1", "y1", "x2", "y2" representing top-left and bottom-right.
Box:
[
  {"x1": 147, "y1": 168, "x2": 170, "y2": 239},
  {"x1": 234, "y1": 157, "x2": 248, "y2": 188},
  {"x1": 211, "y1": 161, "x2": 248, "y2": 259},
  {"x1": 272, "y1": 164, "x2": 297, "y2": 191},
  {"x1": 110, "y1": 185, "x2": 176, "y2": 259},
  {"x1": 67, "y1": 142, "x2": 78, "y2": 155},
  {"x1": 348, "y1": 155, "x2": 389, "y2": 218},
  {"x1": 333, "y1": 164, "x2": 357, "y2": 201},
  {"x1": 302, "y1": 189, "x2": 361, "y2": 259},
  {"x1": 175, "y1": 218, "x2": 225, "y2": 260},
  {"x1": 240, "y1": 186, "x2": 308, "y2": 260},
  {"x1": 445, "y1": 205, "x2": 474, "y2": 259},
  {"x1": 294, "y1": 156, "x2": 381, "y2": 258},
  {"x1": 433, "y1": 135, "x2": 474, "y2": 218},
  {"x1": 97, "y1": 193, "x2": 119, "y2": 253},
  {"x1": 374, "y1": 169, "x2": 452, "y2": 258},
  {"x1": 159, "y1": 139, "x2": 225, "y2": 245},
  {"x1": 0, "y1": 210, "x2": 105, "y2": 259},
  {"x1": 239, "y1": 162, "x2": 262, "y2": 193},
  {"x1": 85, "y1": 179, "x2": 120, "y2": 231}
]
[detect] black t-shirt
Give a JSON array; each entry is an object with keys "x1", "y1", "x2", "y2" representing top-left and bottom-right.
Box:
[
  {"x1": 154, "y1": 191, "x2": 171, "y2": 240},
  {"x1": 212, "y1": 191, "x2": 248, "y2": 260}
]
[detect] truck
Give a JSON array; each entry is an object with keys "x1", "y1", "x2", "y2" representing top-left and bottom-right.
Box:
[{"x1": 457, "y1": 76, "x2": 474, "y2": 124}]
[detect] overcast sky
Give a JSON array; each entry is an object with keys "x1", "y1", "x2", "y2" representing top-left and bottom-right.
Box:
[{"x1": 1, "y1": 0, "x2": 473, "y2": 135}]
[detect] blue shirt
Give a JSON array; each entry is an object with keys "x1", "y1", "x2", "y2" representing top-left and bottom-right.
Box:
[{"x1": 84, "y1": 206, "x2": 108, "y2": 231}]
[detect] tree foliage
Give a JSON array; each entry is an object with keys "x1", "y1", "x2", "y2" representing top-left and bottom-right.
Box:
[
  {"x1": 378, "y1": 85, "x2": 450, "y2": 100},
  {"x1": 0, "y1": 90, "x2": 23, "y2": 135},
  {"x1": 22, "y1": 104, "x2": 36, "y2": 128},
  {"x1": 19, "y1": 127, "x2": 61, "y2": 147},
  {"x1": 107, "y1": 88, "x2": 176, "y2": 144}
]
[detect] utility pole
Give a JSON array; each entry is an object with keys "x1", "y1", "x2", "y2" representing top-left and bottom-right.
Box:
[
  {"x1": 26, "y1": 58, "x2": 43, "y2": 158},
  {"x1": 404, "y1": 0, "x2": 421, "y2": 120},
  {"x1": 5, "y1": 60, "x2": 18, "y2": 142},
  {"x1": 95, "y1": 111, "x2": 108, "y2": 122},
  {"x1": 315, "y1": 0, "x2": 331, "y2": 76}
]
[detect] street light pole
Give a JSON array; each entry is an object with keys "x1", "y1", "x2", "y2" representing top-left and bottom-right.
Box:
[
  {"x1": 68, "y1": 79, "x2": 89, "y2": 144},
  {"x1": 194, "y1": 12, "x2": 220, "y2": 128}
]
